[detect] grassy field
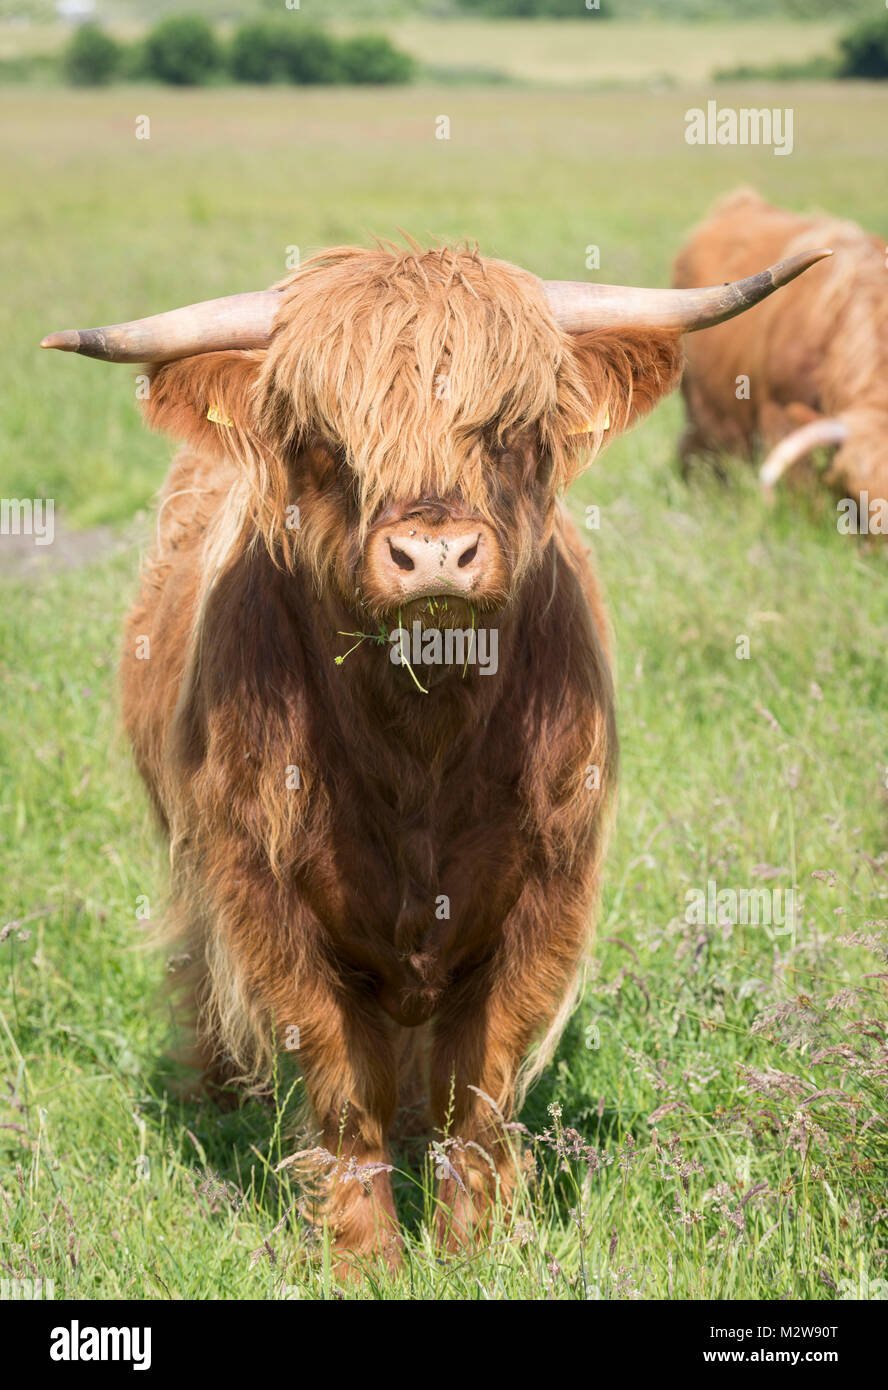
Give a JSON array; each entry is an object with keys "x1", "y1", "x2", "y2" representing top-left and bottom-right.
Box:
[
  {"x1": 383, "y1": 18, "x2": 844, "y2": 84},
  {"x1": 1, "y1": 80, "x2": 887, "y2": 1300}
]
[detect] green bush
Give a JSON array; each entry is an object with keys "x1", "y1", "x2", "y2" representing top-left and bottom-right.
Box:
[
  {"x1": 64, "y1": 22, "x2": 120, "y2": 87},
  {"x1": 143, "y1": 15, "x2": 221, "y2": 86},
  {"x1": 230, "y1": 23, "x2": 414, "y2": 87},
  {"x1": 839, "y1": 13, "x2": 888, "y2": 79},
  {"x1": 230, "y1": 22, "x2": 344, "y2": 84},
  {"x1": 338, "y1": 33, "x2": 415, "y2": 85},
  {"x1": 281, "y1": 26, "x2": 344, "y2": 84},
  {"x1": 229, "y1": 19, "x2": 296, "y2": 84},
  {"x1": 58, "y1": 15, "x2": 415, "y2": 90}
]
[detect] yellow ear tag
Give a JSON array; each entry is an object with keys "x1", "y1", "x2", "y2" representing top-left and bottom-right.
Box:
[
  {"x1": 575, "y1": 404, "x2": 610, "y2": 435},
  {"x1": 207, "y1": 404, "x2": 233, "y2": 427}
]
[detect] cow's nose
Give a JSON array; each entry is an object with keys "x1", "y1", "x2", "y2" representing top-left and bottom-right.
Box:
[{"x1": 373, "y1": 525, "x2": 490, "y2": 599}]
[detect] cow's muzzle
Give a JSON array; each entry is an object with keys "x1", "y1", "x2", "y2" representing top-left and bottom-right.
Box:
[{"x1": 362, "y1": 510, "x2": 506, "y2": 616}]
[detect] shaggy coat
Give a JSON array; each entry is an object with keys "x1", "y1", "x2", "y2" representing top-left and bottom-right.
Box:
[
  {"x1": 121, "y1": 244, "x2": 683, "y2": 1264},
  {"x1": 673, "y1": 188, "x2": 888, "y2": 503}
]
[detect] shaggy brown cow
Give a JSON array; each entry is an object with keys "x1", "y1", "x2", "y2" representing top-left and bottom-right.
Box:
[
  {"x1": 42, "y1": 240, "x2": 823, "y2": 1268},
  {"x1": 673, "y1": 188, "x2": 887, "y2": 508}
]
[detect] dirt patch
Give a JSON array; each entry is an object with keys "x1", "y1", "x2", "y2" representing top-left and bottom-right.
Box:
[{"x1": 0, "y1": 516, "x2": 134, "y2": 580}]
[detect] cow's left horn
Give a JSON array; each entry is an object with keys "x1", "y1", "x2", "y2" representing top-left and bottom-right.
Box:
[
  {"x1": 542, "y1": 248, "x2": 832, "y2": 334},
  {"x1": 40, "y1": 289, "x2": 282, "y2": 363}
]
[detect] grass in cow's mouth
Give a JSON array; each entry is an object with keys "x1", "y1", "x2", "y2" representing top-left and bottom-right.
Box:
[
  {"x1": 460, "y1": 602, "x2": 476, "y2": 680},
  {"x1": 394, "y1": 610, "x2": 429, "y2": 695},
  {"x1": 334, "y1": 621, "x2": 390, "y2": 666},
  {"x1": 335, "y1": 610, "x2": 429, "y2": 693},
  {"x1": 334, "y1": 602, "x2": 477, "y2": 693},
  {"x1": 411, "y1": 596, "x2": 477, "y2": 680}
]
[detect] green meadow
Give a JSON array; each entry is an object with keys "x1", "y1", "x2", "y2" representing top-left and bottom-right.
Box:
[{"x1": 1, "y1": 75, "x2": 887, "y2": 1299}]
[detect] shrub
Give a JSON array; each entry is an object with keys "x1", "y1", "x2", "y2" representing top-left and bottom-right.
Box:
[
  {"x1": 229, "y1": 20, "x2": 360, "y2": 86},
  {"x1": 229, "y1": 19, "x2": 295, "y2": 84},
  {"x1": 143, "y1": 15, "x2": 221, "y2": 86},
  {"x1": 280, "y1": 26, "x2": 344, "y2": 85},
  {"x1": 338, "y1": 34, "x2": 415, "y2": 85},
  {"x1": 839, "y1": 13, "x2": 888, "y2": 79},
  {"x1": 64, "y1": 23, "x2": 120, "y2": 87}
]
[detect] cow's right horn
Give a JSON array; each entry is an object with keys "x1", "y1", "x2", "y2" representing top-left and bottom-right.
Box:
[
  {"x1": 760, "y1": 418, "x2": 849, "y2": 491},
  {"x1": 40, "y1": 289, "x2": 282, "y2": 364}
]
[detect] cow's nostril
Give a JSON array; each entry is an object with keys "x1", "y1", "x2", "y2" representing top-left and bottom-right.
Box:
[
  {"x1": 388, "y1": 541, "x2": 415, "y2": 572},
  {"x1": 457, "y1": 537, "x2": 480, "y2": 569}
]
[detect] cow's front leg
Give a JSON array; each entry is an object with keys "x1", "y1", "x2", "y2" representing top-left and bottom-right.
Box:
[
  {"x1": 292, "y1": 974, "x2": 401, "y2": 1272},
  {"x1": 428, "y1": 974, "x2": 518, "y2": 1250},
  {"x1": 183, "y1": 859, "x2": 402, "y2": 1271},
  {"x1": 429, "y1": 885, "x2": 591, "y2": 1251}
]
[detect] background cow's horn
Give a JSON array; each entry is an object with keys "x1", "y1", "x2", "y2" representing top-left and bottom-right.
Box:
[
  {"x1": 40, "y1": 288, "x2": 282, "y2": 363},
  {"x1": 542, "y1": 248, "x2": 832, "y2": 334},
  {"x1": 760, "y1": 417, "x2": 849, "y2": 491}
]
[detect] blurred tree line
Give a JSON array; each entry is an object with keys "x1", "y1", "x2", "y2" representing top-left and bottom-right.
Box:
[{"x1": 64, "y1": 15, "x2": 415, "y2": 86}]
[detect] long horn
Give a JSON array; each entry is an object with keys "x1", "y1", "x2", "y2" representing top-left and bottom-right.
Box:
[
  {"x1": 40, "y1": 247, "x2": 832, "y2": 364},
  {"x1": 542, "y1": 248, "x2": 832, "y2": 334},
  {"x1": 760, "y1": 417, "x2": 848, "y2": 491},
  {"x1": 40, "y1": 289, "x2": 282, "y2": 363}
]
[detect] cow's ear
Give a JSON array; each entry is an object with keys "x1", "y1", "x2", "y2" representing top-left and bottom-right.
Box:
[
  {"x1": 561, "y1": 327, "x2": 684, "y2": 451},
  {"x1": 142, "y1": 349, "x2": 266, "y2": 454}
]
